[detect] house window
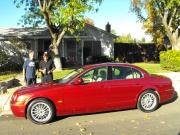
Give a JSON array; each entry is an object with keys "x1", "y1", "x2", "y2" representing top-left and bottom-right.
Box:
[
  {"x1": 84, "y1": 41, "x2": 101, "y2": 56},
  {"x1": 44, "y1": 40, "x2": 51, "y2": 51},
  {"x1": 26, "y1": 42, "x2": 31, "y2": 50}
]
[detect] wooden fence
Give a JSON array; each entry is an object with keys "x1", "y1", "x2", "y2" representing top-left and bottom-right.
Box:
[{"x1": 114, "y1": 43, "x2": 160, "y2": 63}]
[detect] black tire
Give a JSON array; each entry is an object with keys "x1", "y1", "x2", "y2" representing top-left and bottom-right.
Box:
[
  {"x1": 27, "y1": 98, "x2": 55, "y2": 124},
  {"x1": 137, "y1": 90, "x2": 159, "y2": 113}
]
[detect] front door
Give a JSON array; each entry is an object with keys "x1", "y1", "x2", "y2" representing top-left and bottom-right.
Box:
[{"x1": 66, "y1": 40, "x2": 76, "y2": 64}]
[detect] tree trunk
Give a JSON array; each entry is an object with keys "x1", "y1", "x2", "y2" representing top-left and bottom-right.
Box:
[
  {"x1": 49, "y1": 38, "x2": 62, "y2": 71},
  {"x1": 172, "y1": 29, "x2": 180, "y2": 50},
  {"x1": 173, "y1": 38, "x2": 180, "y2": 50},
  {"x1": 162, "y1": 13, "x2": 180, "y2": 50},
  {"x1": 168, "y1": 30, "x2": 180, "y2": 50}
]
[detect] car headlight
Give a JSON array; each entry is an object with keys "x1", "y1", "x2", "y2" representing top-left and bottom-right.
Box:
[{"x1": 14, "y1": 95, "x2": 28, "y2": 106}]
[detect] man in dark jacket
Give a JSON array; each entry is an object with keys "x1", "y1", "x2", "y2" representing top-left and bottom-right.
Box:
[{"x1": 39, "y1": 52, "x2": 56, "y2": 82}]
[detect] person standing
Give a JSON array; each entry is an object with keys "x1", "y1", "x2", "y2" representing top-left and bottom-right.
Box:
[
  {"x1": 39, "y1": 51, "x2": 56, "y2": 82},
  {"x1": 23, "y1": 51, "x2": 39, "y2": 86}
]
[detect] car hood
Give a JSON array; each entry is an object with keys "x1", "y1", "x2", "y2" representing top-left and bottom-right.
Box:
[{"x1": 16, "y1": 81, "x2": 63, "y2": 94}]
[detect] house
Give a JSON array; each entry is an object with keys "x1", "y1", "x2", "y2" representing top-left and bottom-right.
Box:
[{"x1": 0, "y1": 23, "x2": 117, "y2": 65}]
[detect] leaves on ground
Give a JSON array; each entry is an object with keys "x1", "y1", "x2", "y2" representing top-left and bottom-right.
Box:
[
  {"x1": 144, "y1": 114, "x2": 150, "y2": 120},
  {"x1": 76, "y1": 122, "x2": 86, "y2": 132},
  {"x1": 67, "y1": 128, "x2": 72, "y2": 131},
  {"x1": 90, "y1": 120, "x2": 94, "y2": 123},
  {"x1": 160, "y1": 121, "x2": 165, "y2": 124},
  {"x1": 21, "y1": 126, "x2": 24, "y2": 130},
  {"x1": 53, "y1": 131, "x2": 60, "y2": 134},
  {"x1": 130, "y1": 120, "x2": 135, "y2": 122}
]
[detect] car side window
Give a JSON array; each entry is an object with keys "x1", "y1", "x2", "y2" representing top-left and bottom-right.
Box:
[
  {"x1": 80, "y1": 67, "x2": 108, "y2": 83},
  {"x1": 80, "y1": 69, "x2": 95, "y2": 83},
  {"x1": 111, "y1": 66, "x2": 142, "y2": 80},
  {"x1": 96, "y1": 68, "x2": 107, "y2": 82},
  {"x1": 131, "y1": 68, "x2": 142, "y2": 78},
  {"x1": 112, "y1": 67, "x2": 120, "y2": 79}
]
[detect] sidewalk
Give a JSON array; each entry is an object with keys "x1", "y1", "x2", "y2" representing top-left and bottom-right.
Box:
[
  {"x1": 0, "y1": 74, "x2": 41, "y2": 116},
  {"x1": 0, "y1": 72, "x2": 180, "y2": 116},
  {"x1": 0, "y1": 73, "x2": 25, "y2": 116}
]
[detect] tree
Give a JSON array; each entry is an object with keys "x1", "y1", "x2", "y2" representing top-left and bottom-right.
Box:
[
  {"x1": 14, "y1": 0, "x2": 103, "y2": 70},
  {"x1": 85, "y1": 17, "x2": 95, "y2": 26},
  {"x1": 0, "y1": 38, "x2": 27, "y2": 71},
  {"x1": 130, "y1": 0, "x2": 180, "y2": 50},
  {"x1": 111, "y1": 29, "x2": 117, "y2": 35},
  {"x1": 115, "y1": 33, "x2": 136, "y2": 43},
  {"x1": 8, "y1": 37, "x2": 28, "y2": 57},
  {"x1": 140, "y1": 37, "x2": 146, "y2": 43}
]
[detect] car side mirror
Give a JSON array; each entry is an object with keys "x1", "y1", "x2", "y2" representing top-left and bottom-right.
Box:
[{"x1": 74, "y1": 78, "x2": 83, "y2": 85}]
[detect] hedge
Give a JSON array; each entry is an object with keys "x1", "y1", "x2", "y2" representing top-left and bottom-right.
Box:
[{"x1": 160, "y1": 50, "x2": 180, "y2": 72}]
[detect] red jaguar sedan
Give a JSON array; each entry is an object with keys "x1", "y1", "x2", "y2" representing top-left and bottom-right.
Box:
[{"x1": 10, "y1": 63, "x2": 174, "y2": 124}]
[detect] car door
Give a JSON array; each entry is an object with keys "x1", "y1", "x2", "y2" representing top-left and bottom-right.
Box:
[
  {"x1": 63, "y1": 67, "x2": 110, "y2": 114},
  {"x1": 109, "y1": 66, "x2": 144, "y2": 109}
]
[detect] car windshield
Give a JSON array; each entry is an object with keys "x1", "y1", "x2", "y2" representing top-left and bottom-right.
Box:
[{"x1": 58, "y1": 68, "x2": 85, "y2": 84}]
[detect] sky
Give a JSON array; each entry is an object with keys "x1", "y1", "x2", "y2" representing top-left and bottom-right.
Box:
[{"x1": 0, "y1": 0, "x2": 152, "y2": 41}]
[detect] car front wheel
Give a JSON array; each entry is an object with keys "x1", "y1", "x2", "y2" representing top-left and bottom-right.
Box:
[
  {"x1": 137, "y1": 90, "x2": 159, "y2": 112},
  {"x1": 27, "y1": 98, "x2": 55, "y2": 124}
]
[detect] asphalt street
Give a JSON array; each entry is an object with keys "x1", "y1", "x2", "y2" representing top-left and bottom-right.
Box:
[{"x1": 0, "y1": 91, "x2": 179, "y2": 135}]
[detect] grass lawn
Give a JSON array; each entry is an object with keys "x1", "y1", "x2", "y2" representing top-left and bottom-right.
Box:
[
  {"x1": 0, "y1": 63, "x2": 170, "y2": 81},
  {"x1": 37, "y1": 69, "x2": 73, "y2": 80},
  {"x1": 43, "y1": 63, "x2": 170, "y2": 80},
  {"x1": 133, "y1": 63, "x2": 170, "y2": 73},
  {"x1": 0, "y1": 71, "x2": 20, "y2": 82}
]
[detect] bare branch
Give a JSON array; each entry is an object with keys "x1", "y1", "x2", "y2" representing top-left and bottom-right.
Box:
[
  {"x1": 168, "y1": 7, "x2": 177, "y2": 28},
  {"x1": 43, "y1": 0, "x2": 46, "y2": 12},
  {"x1": 57, "y1": 30, "x2": 65, "y2": 46},
  {"x1": 155, "y1": 1, "x2": 164, "y2": 17},
  {"x1": 48, "y1": 0, "x2": 52, "y2": 8},
  {"x1": 38, "y1": 0, "x2": 43, "y2": 11}
]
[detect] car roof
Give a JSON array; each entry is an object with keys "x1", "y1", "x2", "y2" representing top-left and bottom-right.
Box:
[
  {"x1": 82, "y1": 63, "x2": 150, "y2": 77},
  {"x1": 83, "y1": 63, "x2": 141, "y2": 69}
]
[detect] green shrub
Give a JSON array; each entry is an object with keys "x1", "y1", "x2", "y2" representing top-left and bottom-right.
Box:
[
  {"x1": 160, "y1": 50, "x2": 180, "y2": 71},
  {"x1": 1, "y1": 62, "x2": 23, "y2": 72}
]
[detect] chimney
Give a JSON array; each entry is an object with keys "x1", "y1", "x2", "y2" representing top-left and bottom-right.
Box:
[{"x1": 105, "y1": 22, "x2": 111, "y2": 33}]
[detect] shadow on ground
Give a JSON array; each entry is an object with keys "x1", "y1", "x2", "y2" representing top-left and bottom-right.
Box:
[{"x1": 12, "y1": 78, "x2": 22, "y2": 87}]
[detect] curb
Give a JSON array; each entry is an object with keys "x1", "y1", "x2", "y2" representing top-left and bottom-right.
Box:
[
  {"x1": 0, "y1": 95, "x2": 12, "y2": 116},
  {"x1": 0, "y1": 87, "x2": 18, "y2": 116}
]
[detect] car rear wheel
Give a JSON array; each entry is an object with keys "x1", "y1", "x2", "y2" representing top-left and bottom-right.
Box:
[
  {"x1": 27, "y1": 98, "x2": 55, "y2": 124},
  {"x1": 137, "y1": 90, "x2": 159, "y2": 112}
]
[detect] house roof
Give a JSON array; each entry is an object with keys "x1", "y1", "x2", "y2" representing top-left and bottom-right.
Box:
[
  {"x1": 0, "y1": 24, "x2": 117, "y2": 40},
  {"x1": 0, "y1": 27, "x2": 51, "y2": 39},
  {"x1": 85, "y1": 23, "x2": 117, "y2": 38}
]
